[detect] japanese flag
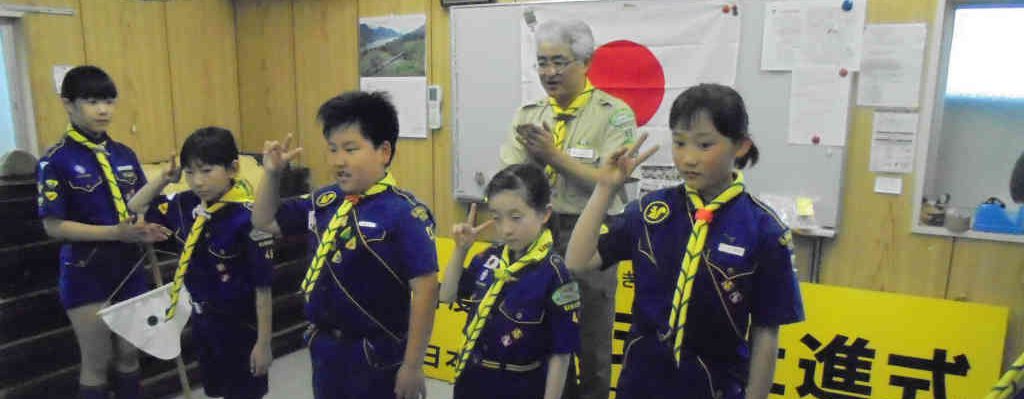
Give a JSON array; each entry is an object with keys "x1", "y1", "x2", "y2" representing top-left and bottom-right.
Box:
[
  {"x1": 521, "y1": 0, "x2": 742, "y2": 166},
  {"x1": 97, "y1": 283, "x2": 192, "y2": 360}
]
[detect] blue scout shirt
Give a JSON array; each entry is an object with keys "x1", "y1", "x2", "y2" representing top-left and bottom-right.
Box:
[
  {"x1": 598, "y1": 186, "x2": 804, "y2": 365},
  {"x1": 276, "y1": 184, "x2": 438, "y2": 340},
  {"x1": 36, "y1": 131, "x2": 148, "y2": 308},
  {"x1": 146, "y1": 190, "x2": 274, "y2": 320},
  {"x1": 456, "y1": 245, "x2": 580, "y2": 367}
]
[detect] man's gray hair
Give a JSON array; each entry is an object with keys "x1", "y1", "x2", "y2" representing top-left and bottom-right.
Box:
[{"x1": 534, "y1": 19, "x2": 595, "y2": 62}]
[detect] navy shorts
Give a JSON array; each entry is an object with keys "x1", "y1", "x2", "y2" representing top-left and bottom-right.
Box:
[
  {"x1": 60, "y1": 256, "x2": 149, "y2": 310},
  {"x1": 192, "y1": 313, "x2": 268, "y2": 399},
  {"x1": 308, "y1": 330, "x2": 404, "y2": 399},
  {"x1": 454, "y1": 364, "x2": 547, "y2": 399},
  {"x1": 616, "y1": 335, "x2": 744, "y2": 399}
]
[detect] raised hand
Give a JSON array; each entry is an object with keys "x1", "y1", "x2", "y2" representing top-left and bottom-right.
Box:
[
  {"x1": 261, "y1": 133, "x2": 303, "y2": 174},
  {"x1": 452, "y1": 203, "x2": 494, "y2": 251},
  {"x1": 597, "y1": 132, "x2": 658, "y2": 188}
]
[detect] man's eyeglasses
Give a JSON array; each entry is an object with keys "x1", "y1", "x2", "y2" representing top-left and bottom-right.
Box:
[{"x1": 535, "y1": 59, "x2": 577, "y2": 74}]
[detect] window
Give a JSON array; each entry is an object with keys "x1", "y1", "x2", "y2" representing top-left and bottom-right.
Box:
[
  {"x1": 945, "y1": 6, "x2": 1024, "y2": 99},
  {"x1": 0, "y1": 14, "x2": 37, "y2": 157},
  {"x1": 913, "y1": 1, "x2": 1024, "y2": 243}
]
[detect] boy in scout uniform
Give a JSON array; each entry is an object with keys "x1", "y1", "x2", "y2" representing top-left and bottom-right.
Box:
[{"x1": 253, "y1": 91, "x2": 439, "y2": 399}]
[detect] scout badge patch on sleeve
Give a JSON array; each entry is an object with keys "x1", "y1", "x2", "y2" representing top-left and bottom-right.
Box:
[
  {"x1": 316, "y1": 191, "x2": 337, "y2": 208},
  {"x1": 552, "y1": 282, "x2": 581, "y2": 311},
  {"x1": 411, "y1": 205, "x2": 430, "y2": 222},
  {"x1": 610, "y1": 108, "x2": 635, "y2": 128},
  {"x1": 643, "y1": 201, "x2": 670, "y2": 224}
]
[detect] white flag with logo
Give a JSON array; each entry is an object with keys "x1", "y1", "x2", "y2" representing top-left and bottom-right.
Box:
[
  {"x1": 98, "y1": 283, "x2": 192, "y2": 360},
  {"x1": 521, "y1": 0, "x2": 741, "y2": 166}
]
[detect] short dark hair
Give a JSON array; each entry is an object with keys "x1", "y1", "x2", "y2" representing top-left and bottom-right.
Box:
[
  {"x1": 1012, "y1": 151, "x2": 1024, "y2": 203},
  {"x1": 317, "y1": 91, "x2": 399, "y2": 164},
  {"x1": 669, "y1": 83, "x2": 759, "y2": 169},
  {"x1": 61, "y1": 65, "x2": 117, "y2": 101},
  {"x1": 485, "y1": 164, "x2": 551, "y2": 213},
  {"x1": 180, "y1": 126, "x2": 239, "y2": 169}
]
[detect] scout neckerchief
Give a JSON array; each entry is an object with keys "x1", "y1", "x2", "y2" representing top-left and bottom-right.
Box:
[
  {"x1": 165, "y1": 179, "x2": 254, "y2": 319},
  {"x1": 299, "y1": 173, "x2": 396, "y2": 295},
  {"x1": 545, "y1": 81, "x2": 594, "y2": 186},
  {"x1": 66, "y1": 126, "x2": 130, "y2": 222},
  {"x1": 667, "y1": 171, "x2": 745, "y2": 366},
  {"x1": 454, "y1": 229, "x2": 553, "y2": 378}
]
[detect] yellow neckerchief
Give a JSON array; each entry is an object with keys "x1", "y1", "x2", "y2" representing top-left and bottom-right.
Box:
[
  {"x1": 545, "y1": 80, "x2": 595, "y2": 186},
  {"x1": 299, "y1": 173, "x2": 397, "y2": 295},
  {"x1": 66, "y1": 126, "x2": 129, "y2": 222},
  {"x1": 667, "y1": 171, "x2": 745, "y2": 366},
  {"x1": 986, "y1": 350, "x2": 1024, "y2": 399},
  {"x1": 165, "y1": 179, "x2": 255, "y2": 319},
  {"x1": 454, "y1": 229, "x2": 553, "y2": 378}
]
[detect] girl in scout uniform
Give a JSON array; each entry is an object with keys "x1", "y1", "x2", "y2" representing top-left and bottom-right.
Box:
[
  {"x1": 252, "y1": 91, "x2": 438, "y2": 399},
  {"x1": 439, "y1": 164, "x2": 581, "y2": 399},
  {"x1": 37, "y1": 66, "x2": 172, "y2": 399},
  {"x1": 565, "y1": 84, "x2": 805, "y2": 399},
  {"x1": 127, "y1": 127, "x2": 274, "y2": 398}
]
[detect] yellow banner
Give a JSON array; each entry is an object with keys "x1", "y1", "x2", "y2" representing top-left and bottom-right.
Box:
[{"x1": 427, "y1": 238, "x2": 1010, "y2": 399}]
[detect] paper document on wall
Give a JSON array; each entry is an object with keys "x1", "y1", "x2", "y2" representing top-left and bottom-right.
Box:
[
  {"x1": 870, "y1": 111, "x2": 918, "y2": 173},
  {"x1": 788, "y1": 66, "x2": 852, "y2": 146},
  {"x1": 857, "y1": 23, "x2": 927, "y2": 108}
]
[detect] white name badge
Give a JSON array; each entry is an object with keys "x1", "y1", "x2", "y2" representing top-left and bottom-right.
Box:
[
  {"x1": 567, "y1": 147, "x2": 595, "y2": 159},
  {"x1": 117, "y1": 165, "x2": 133, "y2": 171},
  {"x1": 358, "y1": 221, "x2": 378, "y2": 228},
  {"x1": 718, "y1": 243, "x2": 746, "y2": 257}
]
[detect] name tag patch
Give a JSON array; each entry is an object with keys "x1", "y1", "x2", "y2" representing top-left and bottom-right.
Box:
[
  {"x1": 567, "y1": 147, "x2": 595, "y2": 159},
  {"x1": 718, "y1": 243, "x2": 746, "y2": 257}
]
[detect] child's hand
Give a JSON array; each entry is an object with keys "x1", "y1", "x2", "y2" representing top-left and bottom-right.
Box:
[
  {"x1": 160, "y1": 154, "x2": 181, "y2": 184},
  {"x1": 452, "y1": 203, "x2": 493, "y2": 251},
  {"x1": 394, "y1": 364, "x2": 426, "y2": 399},
  {"x1": 249, "y1": 341, "x2": 272, "y2": 377},
  {"x1": 262, "y1": 133, "x2": 303, "y2": 174},
  {"x1": 598, "y1": 132, "x2": 658, "y2": 188},
  {"x1": 115, "y1": 220, "x2": 171, "y2": 243}
]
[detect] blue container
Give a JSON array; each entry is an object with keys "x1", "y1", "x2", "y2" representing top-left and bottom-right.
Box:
[{"x1": 973, "y1": 198, "x2": 1024, "y2": 234}]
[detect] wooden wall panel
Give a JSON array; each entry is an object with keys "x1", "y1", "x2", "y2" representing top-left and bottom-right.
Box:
[
  {"x1": 166, "y1": 0, "x2": 241, "y2": 150},
  {"x1": 234, "y1": 0, "x2": 297, "y2": 156},
  {"x1": 820, "y1": 109, "x2": 954, "y2": 298},
  {"x1": 16, "y1": 0, "x2": 86, "y2": 152},
  {"x1": 947, "y1": 240, "x2": 1024, "y2": 371},
  {"x1": 80, "y1": 0, "x2": 175, "y2": 163},
  {"x1": 292, "y1": 0, "x2": 359, "y2": 187}
]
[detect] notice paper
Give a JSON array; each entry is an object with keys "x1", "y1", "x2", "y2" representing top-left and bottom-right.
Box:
[
  {"x1": 870, "y1": 111, "x2": 919, "y2": 173},
  {"x1": 789, "y1": 65, "x2": 852, "y2": 146},
  {"x1": 858, "y1": 23, "x2": 928, "y2": 108}
]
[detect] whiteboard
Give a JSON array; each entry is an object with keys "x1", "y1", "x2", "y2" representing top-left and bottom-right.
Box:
[{"x1": 450, "y1": 0, "x2": 849, "y2": 228}]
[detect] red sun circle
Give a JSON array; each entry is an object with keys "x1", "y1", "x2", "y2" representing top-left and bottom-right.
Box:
[{"x1": 587, "y1": 40, "x2": 665, "y2": 127}]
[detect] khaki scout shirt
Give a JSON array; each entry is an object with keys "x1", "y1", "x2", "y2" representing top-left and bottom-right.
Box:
[{"x1": 500, "y1": 89, "x2": 637, "y2": 215}]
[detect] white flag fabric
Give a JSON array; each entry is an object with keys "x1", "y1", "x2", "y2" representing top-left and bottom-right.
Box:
[
  {"x1": 521, "y1": 0, "x2": 742, "y2": 166},
  {"x1": 98, "y1": 283, "x2": 192, "y2": 360}
]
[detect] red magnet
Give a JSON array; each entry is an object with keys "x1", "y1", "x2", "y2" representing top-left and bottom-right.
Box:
[
  {"x1": 812, "y1": 135, "x2": 821, "y2": 145},
  {"x1": 722, "y1": 4, "x2": 731, "y2": 13},
  {"x1": 839, "y1": 68, "x2": 849, "y2": 77}
]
